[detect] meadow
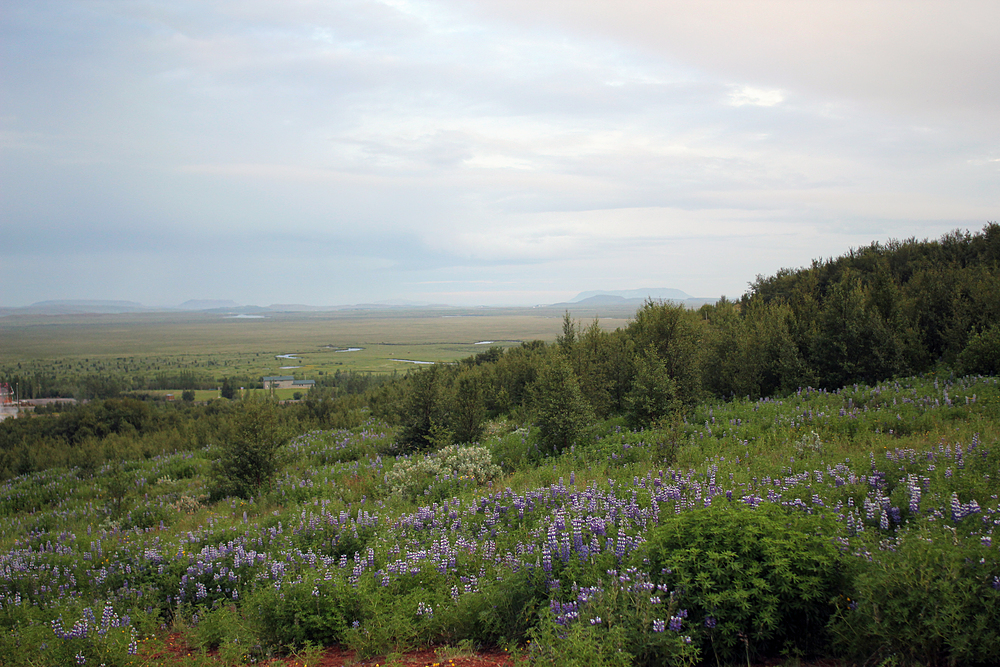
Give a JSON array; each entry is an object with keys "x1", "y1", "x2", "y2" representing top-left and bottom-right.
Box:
[
  {"x1": 0, "y1": 307, "x2": 631, "y2": 387},
  {"x1": 1, "y1": 371, "x2": 998, "y2": 666}
]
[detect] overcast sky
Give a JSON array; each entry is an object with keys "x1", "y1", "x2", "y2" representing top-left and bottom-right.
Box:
[{"x1": 2, "y1": 0, "x2": 998, "y2": 307}]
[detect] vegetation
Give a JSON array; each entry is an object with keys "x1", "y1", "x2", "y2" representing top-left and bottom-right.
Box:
[{"x1": 0, "y1": 225, "x2": 999, "y2": 665}]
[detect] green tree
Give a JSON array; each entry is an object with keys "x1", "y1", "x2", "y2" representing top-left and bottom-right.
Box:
[
  {"x1": 957, "y1": 324, "x2": 1000, "y2": 375},
  {"x1": 625, "y1": 300, "x2": 705, "y2": 406},
  {"x1": 624, "y1": 347, "x2": 677, "y2": 429},
  {"x1": 810, "y1": 271, "x2": 905, "y2": 388},
  {"x1": 703, "y1": 297, "x2": 810, "y2": 399},
  {"x1": 220, "y1": 377, "x2": 236, "y2": 400},
  {"x1": 398, "y1": 366, "x2": 450, "y2": 451},
  {"x1": 449, "y1": 367, "x2": 487, "y2": 444},
  {"x1": 211, "y1": 398, "x2": 290, "y2": 499},
  {"x1": 529, "y1": 354, "x2": 593, "y2": 454}
]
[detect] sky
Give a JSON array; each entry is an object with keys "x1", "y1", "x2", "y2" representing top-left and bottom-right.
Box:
[{"x1": 2, "y1": 0, "x2": 998, "y2": 308}]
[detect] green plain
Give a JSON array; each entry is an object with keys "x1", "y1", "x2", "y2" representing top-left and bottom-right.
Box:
[{"x1": 0, "y1": 306, "x2": 634, "y2": 380}]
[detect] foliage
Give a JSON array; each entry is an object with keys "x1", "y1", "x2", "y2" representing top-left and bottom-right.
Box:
[
  {"x1": 829, "y1": 525, "x2": 1000, "y2": 667},
  {"x1": 624, "y1": 346, "x2": 678, "y2": 430},
  {"x1": 527, "y1": 569, "x2": 700, "y2": 667},
  {"x1": 529, "y1": 354, "x2": 594, "y2": 454},
  {"x1": 0, "y1": 375, "x2": 999, "y2": 666},
  {"x1": 958, "y1": 323, "x2": 1000, "y2": 375},
  {"x1": 210, "y1": 398, "x2": 291, "y2": 499},
  {"x1": 646, "y1": 503, "x2": 846, "y2": 663},
  {"x1": 384, "y1": 445, "x2": 501, "y2": 500},
  {"x1": 625, "y1": 300, "x2": 705, "y2": 407},
  {"x1": 398, "y1": 365, "x2": 451, "y2": 451}
]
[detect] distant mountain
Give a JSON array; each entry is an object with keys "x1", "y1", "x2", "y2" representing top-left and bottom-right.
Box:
[
  {"x1": 176, "y1": 299, "x2": 241, "y2": 310},
  {"x1": 266, "y1": 304, "x2": 329, "y2": 312},
  {"x1": 570, "y1": 288, "x2": 693, "y2": 302},
  {"x1": 544, "y1": 288, "x2": 717, "y2": 310}
]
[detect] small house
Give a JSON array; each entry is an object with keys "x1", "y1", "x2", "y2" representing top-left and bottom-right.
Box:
[{"x1": 262, "y1": 375, "x2": 315, "y2": 391}]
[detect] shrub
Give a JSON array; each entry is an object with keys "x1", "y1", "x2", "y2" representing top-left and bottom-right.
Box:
[
  {"x1": 646, "y1": 503, "x2": 845, "y2": 664},
  {"x1": 527, "y1": 569, "x2": 701, "y2": 667},
  {"x1": 829, "y1": 526, "x2": 1000, "y2": 666},
  {"x1": 460, "y1": 566, "x2": 551, "y2": 646},
  {"x1": 384, "y1": 445, "x2": 501, "y2": 499},
  {"x1": 624, "y1": 347, "x2": 678, "y2": 430},
  {"x1": 958, "y1": 324, "x2": 1000, "y2": 375},
  {"x1": 44, "y1": 602, "x2": 139, "y2": 667},
  {"x1": 210, "y1": 398, "x2": 291, "y2": 499},
  {"x1": 190, "y1": 603, "x2": 261, "y2": 663}
]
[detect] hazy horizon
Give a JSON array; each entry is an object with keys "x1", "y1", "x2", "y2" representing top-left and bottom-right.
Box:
[
  {"x1": 3, "y1": 287, "x2": 713, "y2": 311},
  {"x1": 3, "y1": 1, "x2": 997, "y2": 308}
]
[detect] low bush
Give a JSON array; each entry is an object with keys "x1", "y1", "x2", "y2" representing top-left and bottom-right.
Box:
[
  {"x1": 646, "y1": 503, "x2": 846, "y2": 664},
  {"x1": 829, "y1": 525, "x2": 1000, "y2": 667},
  {"x1": 527, "y1": 569, "x2": 701, "y2": 667},
  {"x1": 384, "y1": 445, "x2": 501, "y2": 500}
]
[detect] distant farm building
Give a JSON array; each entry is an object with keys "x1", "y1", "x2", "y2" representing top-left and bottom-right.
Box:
[{"x1": 262, "y1": 376, "x2": 315, "y2": 391}]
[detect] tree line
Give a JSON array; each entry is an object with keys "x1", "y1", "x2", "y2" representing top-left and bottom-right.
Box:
[
  {"x1": 377, "y1": 223, "x2": 1000, "y2": 451},
  {"x1": 2, "y1": 224, "x2": 997, "y2": 478}
]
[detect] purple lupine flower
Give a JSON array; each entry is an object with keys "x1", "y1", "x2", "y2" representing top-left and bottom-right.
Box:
[{"x1": 652, "y1": 619, "x2": 665, "y2": 632}]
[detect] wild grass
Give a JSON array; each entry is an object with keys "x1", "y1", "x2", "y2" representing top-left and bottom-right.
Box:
[{"x1": 0, "y1": 373, "x2": 997, "y2": 665}]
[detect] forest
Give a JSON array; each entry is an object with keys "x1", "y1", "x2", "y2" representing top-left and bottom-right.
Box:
[{"x1": 0, "y1": 225, "x2": 998, "y2": 666}]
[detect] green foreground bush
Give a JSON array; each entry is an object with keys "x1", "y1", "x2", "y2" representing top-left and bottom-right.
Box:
[
  {"x1": 647, "y1": 503, "x2": 846, "y2": 664},
  {"x1": 830, "y1": 525, "x2": 1000, "y2": 667}
]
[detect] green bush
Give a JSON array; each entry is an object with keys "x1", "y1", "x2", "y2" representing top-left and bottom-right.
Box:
[
  {"x1": 247, "y1": 576, "x2": 353, "y2": 650},
  {"x1": 646, "y1": 503, "x2": 845, "y2": 663},
  {"x1": 384, "y1": 445, "x2": 501, "y2": 500},
  {"x1": 829, "y1": 526, "x2": 1000, "y2": 666},
  {"x1": 527, "y1": 569, "x2": 701, "y2": 667},
  {"x1": 958, "y1": 324, "x2": 1000, "y2": 375},
  {"x1": 210, "y1": 398, "x2": 291, "y2": 499}
]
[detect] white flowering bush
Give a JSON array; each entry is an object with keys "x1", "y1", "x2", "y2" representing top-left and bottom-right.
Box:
[
  {"x1": 385, "y1": 445, "x2": 501, "y2": 498},
  {"x1": 794, "y1": 430, "x2": 823, "y2": 456}
]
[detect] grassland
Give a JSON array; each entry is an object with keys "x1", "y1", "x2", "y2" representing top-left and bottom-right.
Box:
[{"x1": 0, "y1": 307, "x2": 632, "y2": 380}]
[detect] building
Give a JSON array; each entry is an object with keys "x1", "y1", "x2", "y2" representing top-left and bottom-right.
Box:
[{"x1": 262, "y1": 376, "x2": 316, "y2": 391}]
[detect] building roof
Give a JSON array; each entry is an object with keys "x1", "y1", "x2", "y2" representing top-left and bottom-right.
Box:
[{"x1": 262, "y1": 375, "x2": 295, "y2": 382}]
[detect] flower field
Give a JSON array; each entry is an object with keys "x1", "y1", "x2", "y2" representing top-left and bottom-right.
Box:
[{"x1": 2, "y1": 374, "x2": 999, "y2": 666}]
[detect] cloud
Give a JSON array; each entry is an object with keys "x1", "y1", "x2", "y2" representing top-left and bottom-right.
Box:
[
  {"x1": 447, "y1": 0, "x2": 1000, "y2": 127},
  {"x1": 1, "y1": 0, "x2": 997, "y2": 307},
  {"x1": 729, "y1": 86, "x2": 784, "y2": 108}
]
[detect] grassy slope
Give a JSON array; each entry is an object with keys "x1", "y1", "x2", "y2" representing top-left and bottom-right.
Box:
[{"x1": 1, "y1": 373, "x2": 998, "y2": 665}]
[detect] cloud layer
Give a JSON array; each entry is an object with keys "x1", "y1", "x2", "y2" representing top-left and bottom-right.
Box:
[{"x1": 2, "y1": 0, "x2": 997, "y2": 306}]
